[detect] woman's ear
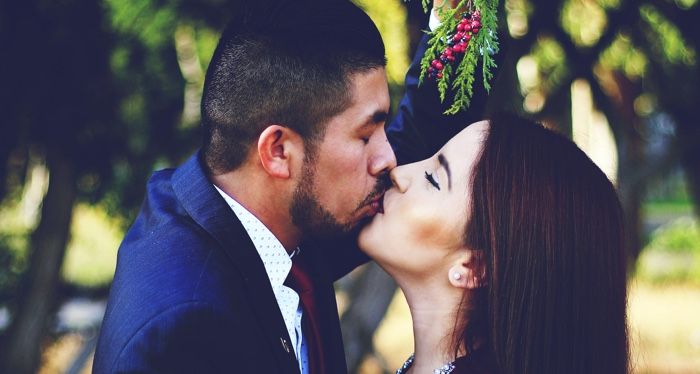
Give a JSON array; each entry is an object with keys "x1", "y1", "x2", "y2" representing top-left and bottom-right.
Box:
[
  {"x1": 448, "y1": 250, "x2": 487, "y2": 289},
  {"x1": 257, "y1": 125, "x2": 302, "y2": 179}
]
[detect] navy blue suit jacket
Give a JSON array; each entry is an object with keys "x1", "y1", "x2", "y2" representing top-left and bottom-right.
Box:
[{"x1": 93, "y1": 35, "x2": 490, "y2": 374}]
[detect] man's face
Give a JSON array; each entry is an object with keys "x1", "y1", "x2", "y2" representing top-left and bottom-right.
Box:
[{"x1": 290, "y1": 68, "x2": 396, "y2": 238}]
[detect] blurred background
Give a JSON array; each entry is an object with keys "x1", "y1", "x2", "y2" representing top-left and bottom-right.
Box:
[{"x1": 0, "y1": 0, "x2": 698, "y2": 373}]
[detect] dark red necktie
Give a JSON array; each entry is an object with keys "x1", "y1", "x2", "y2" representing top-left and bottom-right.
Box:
[{"x1": 285, "y1": 251, "x2": 326, "y2": 374}]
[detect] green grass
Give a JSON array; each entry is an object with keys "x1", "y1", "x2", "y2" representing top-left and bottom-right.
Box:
[
  {"x1": 61, "y1": 204, "x2": 123, "y2": 287},
  {"x1": 635, "y1": 216, "x2": 700, "y2": 285},
  {"x1": 643, "y1": 200, "x2": 695, "y2": 216}
]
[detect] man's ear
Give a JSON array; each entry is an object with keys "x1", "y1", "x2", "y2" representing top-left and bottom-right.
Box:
[
  {"x1": 257, "y1": 125, "x2": 303, "y2": 179},
  {"x1": 448, "y1": 249, "x2": 487, "y2": 290}
]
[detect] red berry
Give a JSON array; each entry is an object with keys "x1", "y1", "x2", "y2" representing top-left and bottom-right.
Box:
[
  {"x1": 464, "y1": 34, "x2": 471, "y2": 41},
  {"x1": 445, "y1": 48, "x2": 453, "y2": 56},
  {"x1": 437, "y1": 72, "x2": 443, "y2": 79},
  {"x1": 472, "y1": 27, "x2": 480, "y2": 34},
  {"x1": 464, "y1": 23, "x2": 472, "y2": 32},
  {"x1": 431, "y1": 59, "x2": 439, "y2": 67},
  {"x1": 472, "y1": 20, "x2": 481, "y2": 29},
  {"x1": 453, "y1": 35, "x2": 462, "y2": 43},
  {"x1": 435, "y1": 62, "x2": 444, "y2": 70},
  {"x1": 447, "y1": 55, "x2": 456, "y2": 62}
]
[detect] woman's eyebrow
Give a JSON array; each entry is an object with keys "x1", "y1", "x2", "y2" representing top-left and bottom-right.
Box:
[{"x1": 438, "y1": 153, "x2": 451, "y2": 190}]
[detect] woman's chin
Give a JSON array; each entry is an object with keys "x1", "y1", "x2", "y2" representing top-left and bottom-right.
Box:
[
  {"x1": 358, "y1": 221, "x2": 386, "y2": 258},
  {"x1": 356, "y1": 224, "x2": 374, "y2": 255}
]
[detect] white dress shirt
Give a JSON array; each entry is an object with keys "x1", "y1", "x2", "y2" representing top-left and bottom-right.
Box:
[{"x1": 214, "y1": 186, "x2": 309, "y2": 374}]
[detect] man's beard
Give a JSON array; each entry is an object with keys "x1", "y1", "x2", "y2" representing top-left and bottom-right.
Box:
[{"x1": 290, "y1": 157, "x2": 390, "y2": 240}]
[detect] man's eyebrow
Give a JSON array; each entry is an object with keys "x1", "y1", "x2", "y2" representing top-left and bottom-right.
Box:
[
  {"x1": 438, "y1": 153, "x2": 452, "y2": 190},
  {"x1": 360, "y1": 110, "x2": 389, "y2": 129}
]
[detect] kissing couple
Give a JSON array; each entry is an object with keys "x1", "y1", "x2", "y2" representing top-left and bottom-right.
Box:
[{"x1": 94, "y1": 0, "x2": 630, "y2": 373}]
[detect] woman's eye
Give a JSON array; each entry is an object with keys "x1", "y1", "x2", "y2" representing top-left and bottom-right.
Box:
[{"x1": 424, "y1": 171, "x2": 441, "y2": 190}]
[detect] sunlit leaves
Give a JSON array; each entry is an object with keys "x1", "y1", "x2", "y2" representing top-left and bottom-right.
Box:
[
  {"x1": 505, "y1": 0, "x2": 532, "y2": 38},
  {"x1": 62, "y1": 205, "x2": 122, "y2": 287},
  {"x1": 599, "y1": 33, "x2": 648, "y2": 79},
  {"x1": 516, "y1": 36, "x2": 568, "y2": 113},
  {"x1": 195, "y1": 27, "x2": 219, "y2": 71},
  {"x1": 640, "y1": 4, "x2": 696, "y2": 66},
  {"x1": 561, "y1": 0, "x2": 608, "y2": 47},
  {"x1": 532, "y1": 36, "x2": 568, "y2": 91},
  {"x1": 353, "y1": 0, "x2": 410, "y2": 88},
  {"x1": 106, "y1": 0, "x2": 178, "y2": 49}
]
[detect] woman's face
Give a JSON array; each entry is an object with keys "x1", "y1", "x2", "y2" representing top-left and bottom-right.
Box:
[{"x1": 359, "y1": 121, "x2": 489, "y2": 279}]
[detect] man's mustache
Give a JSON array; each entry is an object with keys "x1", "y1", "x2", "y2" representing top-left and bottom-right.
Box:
[{"x1": 357, "y1": 172, "x2": 392, "y2": 210}]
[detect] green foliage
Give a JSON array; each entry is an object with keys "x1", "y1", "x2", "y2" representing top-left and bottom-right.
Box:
[
  {"x1": 354, "y1": 0, "x2": 410, "y2": 113},
  {"x1": 62, "y1": 205, "x2": 123, "y2": 287},
  {"x1": 418, "y1": 0, "x2": 500, "y2": 114},
  {"x1": 530, "y1": 36, "x2": 569, "y2": 94},
  {"x1": 636, "y1": 217, "x2": 700, "y2": 285},
  {"x1": 640, "y1": 4, "x2": 696, "y2": 67},
  {"x1": 646, "y1": 217, "x2": 700, "y2": 254},
  {"x1": 354, "y1": 0, "x2": 410, "y2": 88},
  {"x1": 0, "y1": 197, "x2": 32, "y2": 304},
  {"x1": 195, "y1": 27, "x2": 220, "y2": 70},
  {"x1": 599, "y1": 33, "x2": 648, "y2": 79},
  {"x1": 561, "y1": 0, "x2": 608, "y2": 47}
]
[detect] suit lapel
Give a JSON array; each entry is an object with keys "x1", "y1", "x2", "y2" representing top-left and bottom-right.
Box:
[{"x1": 171, "y1": 153, "x2": 300, "y2": 374}]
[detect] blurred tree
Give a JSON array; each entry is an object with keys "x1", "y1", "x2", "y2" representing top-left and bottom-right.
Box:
[
  {"x1": 0, "y1": 0, "x2": 216, "y2": 371},
  {"x1": 639, "y1": 1, "x2": 700, "y2": 218},
  {"x1": 0, "y1": 0, "x2": 697, "y2": 372},
  {"x1": 0, "y1": 0, "x2": 119, "y2": 372},
  {"x1": 493, "y1": 0, "x2": 699, "y2": 263}
]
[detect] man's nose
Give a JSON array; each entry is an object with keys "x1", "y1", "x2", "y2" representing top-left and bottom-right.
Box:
[{"x1": 369, "y1": 131, "x2": 397, "y2": 176}]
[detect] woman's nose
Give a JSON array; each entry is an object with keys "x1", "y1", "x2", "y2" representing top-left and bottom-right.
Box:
[{"x1": 390, "y1": 164, "x2": 410, "y2": 193}]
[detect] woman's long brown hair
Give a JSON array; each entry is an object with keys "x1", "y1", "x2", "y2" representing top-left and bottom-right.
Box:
[{"x1": 456, "y1": 113, "x2": 629, "y2": 374}]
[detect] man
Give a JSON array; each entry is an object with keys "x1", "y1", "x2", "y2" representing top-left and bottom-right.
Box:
[{"x1": 93, "y1": 0, "x2": 487, "y2": 373}]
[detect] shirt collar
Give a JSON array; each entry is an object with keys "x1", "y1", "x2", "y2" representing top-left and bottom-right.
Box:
[{"x1": 213, "y1": 186, "x2": 292, "y2": 290}]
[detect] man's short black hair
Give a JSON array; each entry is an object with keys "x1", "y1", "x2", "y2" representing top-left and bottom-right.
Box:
[{"x1": 201, "y1": 0, "x2": 387, "y2": 174}]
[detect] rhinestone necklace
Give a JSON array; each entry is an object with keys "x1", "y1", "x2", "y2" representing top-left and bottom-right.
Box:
[{"x1": 396, "y1": 354, "x2": 456, "y2": 374}]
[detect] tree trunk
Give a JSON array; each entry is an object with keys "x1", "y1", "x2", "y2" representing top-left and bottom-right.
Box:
[
  {"x1": 675, "y1": 110, "x2": 700, "y2": 219},
  {"x1": 608, "y1": 72, "x2": 648, "y2": 264},
  {"x1": 341, "y1": 263, "x2": 398, "y2": 373},
  {"x1": 0, "y1": 148, "x2": 77, "y2": 374}
]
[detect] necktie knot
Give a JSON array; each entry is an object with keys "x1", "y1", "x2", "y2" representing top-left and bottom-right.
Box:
[{"x1": 285, "y1": 253, "x2": 313, "y2": 294}]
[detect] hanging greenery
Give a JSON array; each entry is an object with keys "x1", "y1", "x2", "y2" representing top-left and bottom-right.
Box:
[{"x1": 417, "y1": 0, "x2": 500, "y2": 114}]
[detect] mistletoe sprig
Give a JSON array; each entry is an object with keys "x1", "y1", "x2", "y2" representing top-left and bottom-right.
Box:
[{"x1": 418, "y1": 0, "x2": 500, "y2": 114}]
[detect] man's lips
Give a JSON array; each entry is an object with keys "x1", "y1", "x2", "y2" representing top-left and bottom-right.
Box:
[{"x1": 369, "y1": 194, "x2": 385, "y2": 215}]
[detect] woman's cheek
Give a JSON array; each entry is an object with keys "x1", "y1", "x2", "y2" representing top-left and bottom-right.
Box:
[
  {"x1": 403, "y1": 206, "x2": 445, "y2": 242},
  {"x1": 405, "y1": 203, "x2": 465, "y2": 249}
]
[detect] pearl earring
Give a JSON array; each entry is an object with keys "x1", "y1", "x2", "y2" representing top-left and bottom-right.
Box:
[{"x1": 452, "y1": 272, "x2": 462, "y2": 280}]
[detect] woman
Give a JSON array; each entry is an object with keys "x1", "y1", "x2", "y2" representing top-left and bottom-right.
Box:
[{"x1": 359, "y1": 113, "x2": 629, "y2": 374}]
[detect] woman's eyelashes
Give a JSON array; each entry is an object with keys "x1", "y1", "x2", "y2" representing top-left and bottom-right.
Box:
[{"x1": 424, "y1": 171, "x2": 441, "y2": 190}]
